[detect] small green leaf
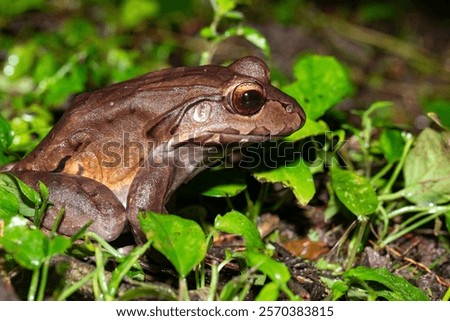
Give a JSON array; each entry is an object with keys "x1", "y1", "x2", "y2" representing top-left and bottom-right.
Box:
[
  {"x1": 3, "y1": 43, "x2": 37, "y2": 79},
  {"x1": 0, "y1": 0, "x2": 44, "y2": 17},
  {"x1": 344, "y1": 266, "x2": 429, "y2": 301},
  {"x1": 0, "y1": 216, "x2": 71, "y2": 271},
  {"x1": 9, "y1": 104, "x2": 53, "y2": 153},
  {"x1": 0, "y1": 174, "x2": 36, "y2": 217},
  {"x1": 379, "y1": 129, "x2": 405, "y2": 163},
  {"x1": 224, "y1": 26, "x2": 271, "y2": 57},
  {"x1": 121, "y1": 0, "x2": 160, "y2": 29},
  {"x1": 255, "y1": 282, "x2": 280, "y2": 301},
  {"x1": 329, "y1": 279, "x2": 349, "y2": 301},
  {"x1": 139, "y1": 212, "x2": 207, "y2": 278},
  {"x1": 43, "y1": 65, "x2": 87, "y2": 106},
  {"x1": 283, "y1": 55, "x2": 353, "y2": 121},
  {"x1": 14, "y1": 176, "x2": 41, "y2": 205},
  {"x1": 223, "y1": 10, "x2": 243, "y2": 20},
  {"x1": 215, "y1": 0, "x2": 237, "y2": 14},
  {"x1": 192, "y1": 168, "x2": 247, "y2": 198},
  {"x1": 0, "y1": 220, "x2": 47, "y2": 270},
  {"x1": 38, "y1": 180, "x2": 49, "y2": 200},
  {"x1": 108, "y1": 241, "x2": 151, "y2": 298},
  {"x1": 330, "y1": 167, "x2": 378, "y2": 216},
  {"x1": 200, "y1": 26, "x2": 215, "y2": 39},
  {"x1": 403, "y1": 128, "x2": 450, "y2": 205},
  {"x1": 214, "y1": 210, "x2": 264, "y2": 250},
  {"x1": 284, "y1": 119, "x2": 329, "y2": 142},
  {"x1": 422, "y1": 99, "x2": 450, "y2": 128},
  {"x1": 48, "y1": 236, "x2": 71, "y2": 257},
  {"x1": 253, "y1": 157, "x2": 315, "y2": 206},
  {"x1": 0, "y1": 114, "x2": 12, "y2": 151},
  {"x1": 246, "y1": 251, "x2": 291, "y2": 286},
  {"x1": 0, "y1": 187, "x2": 19, "y2": 217}
]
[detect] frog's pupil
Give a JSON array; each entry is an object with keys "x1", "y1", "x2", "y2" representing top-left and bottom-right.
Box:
[{"x1": 242, "y1": 90, "x2": 264, "y2": 109}]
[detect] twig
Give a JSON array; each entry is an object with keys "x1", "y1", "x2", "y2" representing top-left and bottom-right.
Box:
[{"x1": 386, "y1": 245, "x2": 450, "y2": 288}]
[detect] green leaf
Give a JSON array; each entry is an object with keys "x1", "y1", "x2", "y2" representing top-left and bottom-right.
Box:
[
  {"x1": 255, "y1": 282, "x2": 280, "y2": 301},
  {"x1": 422, "y1": 99, "x2": 450, "y2": 128},
  {"x1": 190, "y1": 168, "x2": 247, "y2": 198},
  {"x1": 403, "y1": 128, "x2": 450, "y2": 205},
  {"x1": 284, "y1": 119, "x2": 329, "y2": 142},
  {"x1": 214, "y1": 210, "x2": 264, "y2": 250},
  {"x1": 0, "y1": 219, "x2": 47, "y2": 270},
  {"x1": 139, "y1": 212, "x2": 207, "y2": 278},
  {"x1": 48, "y1": 236, "x2": 71, "y2": 257},
  {"x1": 0, "y1": 0, "x2": 44, "y2": 17},
  {"x1": 108, "y1": 241, "x2": 151, "y2": 298},
  {"x1": 224, "y1": 26, "x2": 271, "y2": 57},
  {"x1": 283, "y1": 55, "x2": 353, "y2": 121},
  {"x1": 216, "y1": 0, "x2": 237, "y2": 14},
  {"x1": 246, "y1": 251, "x2": 291, "y2": 286},
  {"x1": 330, "y1": 167, "x2": 378, "y2": 216},
  {"x1": 43, "y1": 64, "x2": 87, "y2": 106},
  {"x1": 0, "y1": 114, "x2": 12, "y2": 152},
  {"x1": 0, "y1": 174, "x2": 36, "y2": 217},
  {"x1": 3, "y1": 43, "x2": 37, "y2": 80},
  {"x1": 329, "y1": 279, "x2": 349, "y2": 301},
  {"x1": 0, "y1": 217, "x2": 71, "y2": 271},
  {"x1": 9, "y1": 104, "x2": 53, "y2": 153},
  {"x1": 253, "y1": 157, "x2": 315, "y2": 206},
  {"x1": 379, "y1": 129, "x2": 405, "y2": 163},
  {"x1": 344, "y1": 267, "x2": 429, "y2": 301},
  {"x1": 14, "y1": 176, "x2": 41, "y2": 205},
  {"x1": 0, "y1": 187, "x2": 19, "y2": 218},
  {"x1": 121, "y1": 0, "x2": 160, "y2": 29}
]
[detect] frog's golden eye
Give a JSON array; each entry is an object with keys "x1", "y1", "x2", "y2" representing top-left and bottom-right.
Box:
[{"x1": 231, "y1": 82, "x2": 265, "y2": 115}]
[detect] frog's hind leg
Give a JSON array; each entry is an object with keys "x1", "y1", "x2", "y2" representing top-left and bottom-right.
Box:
[{"x1": 9, "y1": 171, "x2": 127, "y2": 242}]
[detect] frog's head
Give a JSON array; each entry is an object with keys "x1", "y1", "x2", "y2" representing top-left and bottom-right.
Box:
[{"x1": 147, "y1": 56, "x2": 305, "y2": 149}]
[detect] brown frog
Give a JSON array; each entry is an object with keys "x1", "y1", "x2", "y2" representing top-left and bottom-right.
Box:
[{"x1": 5, "y1": 56, "x2": 305, "y2": 243}]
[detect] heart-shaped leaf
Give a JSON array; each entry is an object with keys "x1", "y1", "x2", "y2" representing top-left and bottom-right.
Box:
[
  {"x1": 253, "y1": 157, "x2": 315, "y2": 206},
  {"x1": 246, "y1": 251, "x2": 291, "y2": 286},
  {"x1": 139, "y1": 212, "x2": 207, "y2": 278},
  {"x1": 331, "y1": 167, "x2": 378, "y2": 216},
  {"x1": 403, "y1": 128, "x2": 450, "y2": 205},
  {"x1": 214, "y1": 210, "x2": 264, "y2": 250},
  {"x1": 344, "y1": 267, "x2": 429, "y2": 301},
  {"x1": 283, "y1": 55, "x2": 353, "y2": 121}
]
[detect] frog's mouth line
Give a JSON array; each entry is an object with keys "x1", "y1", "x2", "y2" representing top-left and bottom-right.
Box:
[{"x1": 176, "y1": 131, "x2": 283, "y2": 146}]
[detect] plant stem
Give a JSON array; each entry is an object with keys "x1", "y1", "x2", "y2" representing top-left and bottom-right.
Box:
[
  {"x1": 370, "y1": 161, "x2": 394, "y2": 186},
  {"x1": 27, "y1": 268, "x2": 40, "y2": 301},
  {"x1": 388, "y1": 205, "x2": 449, "y2": 219},
  {"x1": 107, "y1": 241, "x2": 151, "y2": 299},
  {"x1": 207, "y1": 263, "x2": 219, "y2": 301},
  {"x1": 381, "y1": 133, "x2": 414, "y2": 195},
  {"x1": 95, "y1": 246, "x2": 108, "y2": 299},
  {"x1": 249, "y1": 183, "x2": 269, "y2": 222},
  {"x1": 178, "y1": 277, "x2": 189, "y2": 301},
  {"x1": 345, "y1": 217, "x2": 368, "y2": 271},
  {"x1": 56, "y1": 271, "x2": 95, "y2": 301},
  {"x1": 380, "y1": 210, "x2": 445, "y2": 247},
  {"x1": 377, "y1": 187, "x2": 411, "y2": 201},
  {"x1": 36, "y1": 259, "x2": 50, "y2": 301},
  {"x1": 377, "y1": 204, "x2": 390, "y2": 240}
]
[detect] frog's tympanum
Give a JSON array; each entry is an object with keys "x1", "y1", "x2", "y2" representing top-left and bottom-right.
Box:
[{"x1": 5, "y1": 56, "x2": 305, "y2": 243}]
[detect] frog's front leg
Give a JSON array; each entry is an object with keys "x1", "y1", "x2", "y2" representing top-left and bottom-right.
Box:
[
  {"x1": 126, "y1": 165, "x2": 174, "y2": 243},
  {"x1": 10, "y1": 171, "x2": 127, "y2": 241}
]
